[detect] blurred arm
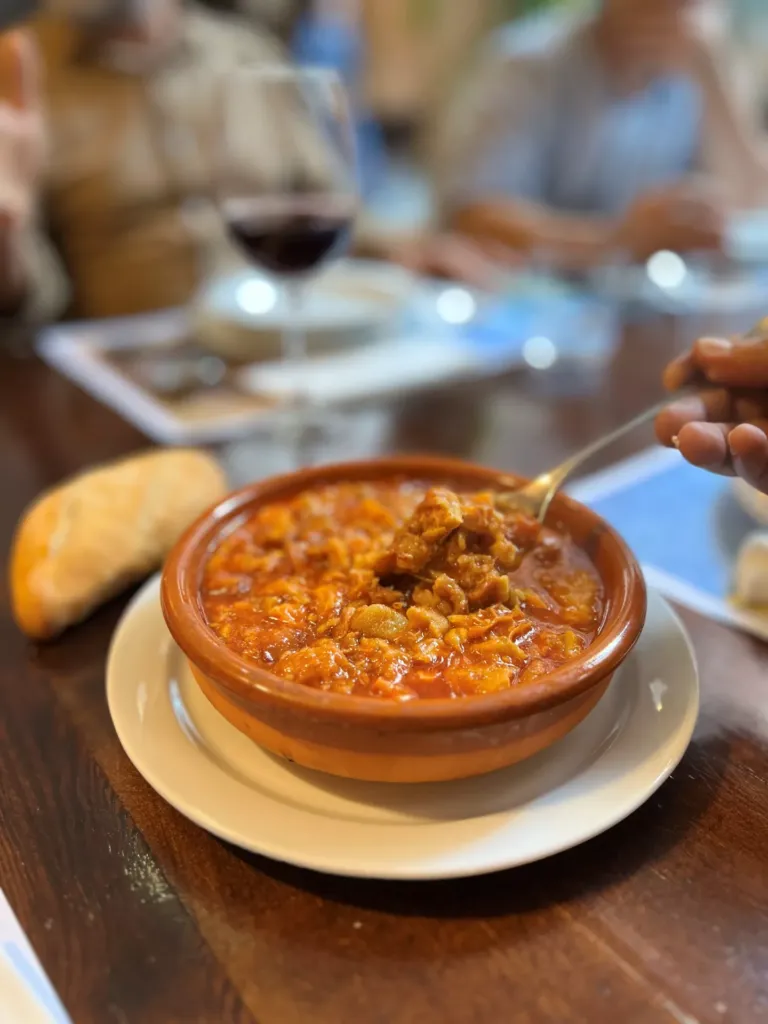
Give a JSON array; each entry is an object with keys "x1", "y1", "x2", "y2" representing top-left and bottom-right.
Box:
[
  {"x1": 0, "y1": 29, "x2": 67, "y2": 321},
  {"x1": 432, "y1": 45, "x2": 616, "y2": 270},
  {"x1": 362, "y1": 0, "x2": 491, "y2": 122},
  {"x1": 693, "y1": 37, "x2": 768, "y2": 205},
  {"x1": 451, "y1": 200, "x2": 614, "y2": 271}
]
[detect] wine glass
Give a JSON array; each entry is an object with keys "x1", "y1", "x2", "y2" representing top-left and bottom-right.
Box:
[{"x1": 214, "y1": 65, "x2": 358, "y2": 463}]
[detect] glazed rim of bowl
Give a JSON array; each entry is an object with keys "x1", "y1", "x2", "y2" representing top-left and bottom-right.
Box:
[{"x1": 161, "y1": 456, "x2": 647, "y2": 732}]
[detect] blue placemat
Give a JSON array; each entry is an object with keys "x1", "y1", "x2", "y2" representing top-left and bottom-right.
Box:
[
  {"x1": 569, "y1": 447, "x2": 768, "y2": 638},
  {"x1": 460, "y1": 289, "x2": 619, "y2": 369}
]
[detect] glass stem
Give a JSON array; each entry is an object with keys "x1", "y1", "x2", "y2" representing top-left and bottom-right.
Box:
[
  {"x1": 282, "y1": 277, "x2": 311, "y2": 467},
  {"x1": 283, "y1": 277, "x2": 307, "y2": 369}
]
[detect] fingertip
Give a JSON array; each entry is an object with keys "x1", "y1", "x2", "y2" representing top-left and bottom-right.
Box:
[
  {"x1": 692, "y1": 336, "x2": 731, "y2": 368},
  {"x1": 677, "y1": 421, "x2": 728, "y2": 470},
  {"x1": 728, "y1": 423, "x2": 768, "y2": 459},
  {"x1": 654, "y1": 411, "x2": 674, "y2": 446},
  {"x1": 729, "y1": 424, "x2": 768, "y2": 490},
  {"x1": 662, "y1": 366, "x2": 682, "y2": 391},
  {"x1": 662, "y1": 353, "x2": 693, "y2": 391},
  {"x1": 694, "y1": 335, "x2": 768, "y2": 388},
  {"x1": 656, "y1": 395, "x2": 711, "y2": 443}
]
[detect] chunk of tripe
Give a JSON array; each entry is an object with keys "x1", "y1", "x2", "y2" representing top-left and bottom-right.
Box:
[
  {"x1": 350, "y1": 604, "x2": 408, "y2": 639},
  {"x1": 375, "y1": 488, "x2": 464, "y2": 575}
]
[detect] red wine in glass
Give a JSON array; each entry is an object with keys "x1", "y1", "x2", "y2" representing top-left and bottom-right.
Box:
[
  {"x1": 215, "y1": 66, "x2": 358, "y2": 468},
  {"x1": 223, "y1": 198, "x2": 354, "y2": 276}
]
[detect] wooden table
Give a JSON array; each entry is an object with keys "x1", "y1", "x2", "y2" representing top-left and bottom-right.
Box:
[{"x1": 1, "y1": 322, "x2": 767, "y2": 1024}]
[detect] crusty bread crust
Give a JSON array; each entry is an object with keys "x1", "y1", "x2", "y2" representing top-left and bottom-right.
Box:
[{"x1": 10, "y1": 448, "x2": 227, "y2": 639}]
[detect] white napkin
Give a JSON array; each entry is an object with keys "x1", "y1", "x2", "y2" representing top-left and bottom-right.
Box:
[
  {"x1": 237, "y1": 335, "x2": 474, "y2": 404},
  {"x1": 0, "y1": 891, "x2": 71, "y2": 1024}
]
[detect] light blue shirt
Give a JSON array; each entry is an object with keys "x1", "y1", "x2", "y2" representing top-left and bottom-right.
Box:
[{"x1": 439, "y1": 21, "x2": 704, "y2": 217}]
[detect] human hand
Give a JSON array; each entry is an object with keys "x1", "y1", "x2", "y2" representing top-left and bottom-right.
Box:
[
  {"x1": 655, "y1": 329, "x2": 768, "y2": 493},
  {"x1": 385, "y1": 233, "x2": 518, "y2": 290},
  {"x1": 614, "y1": 183, "x2": 725, "y2": 261},
  {"x1": 0, "y1": 30, "x2": 44, "y2": 312}
]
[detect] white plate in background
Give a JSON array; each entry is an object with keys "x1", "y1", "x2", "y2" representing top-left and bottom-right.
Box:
[
  {"x1": 726, "y1": 209, "x2": 768, "y2": 265},
  {"x1": 194, "y1": 259, "x2": 419, "y2": 361},
  {"x1": 0, "y1": 891, "x2": 71, "y2": 1024},
  {"x1": 594, "y1": 257, "x2": 768, "y2": 316}
]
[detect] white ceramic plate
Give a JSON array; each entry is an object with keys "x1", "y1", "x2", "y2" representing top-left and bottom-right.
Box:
[
  {"x1": 726, "y1": 209, "x2": 768, "y2": 264},
  {"x1": 107, "y1": 578, "x2": 699, "y2": 880},
  {"x1": 594, "y1": 260, "x2": 768, "y2": 316},
  {"x1": 194, "y1": 259, "x2": 418, "y2": 360}
]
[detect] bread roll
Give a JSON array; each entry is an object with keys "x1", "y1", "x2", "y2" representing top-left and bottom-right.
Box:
[{"x1": 10, "y1": 448, "x2": 227, "y2": 639}]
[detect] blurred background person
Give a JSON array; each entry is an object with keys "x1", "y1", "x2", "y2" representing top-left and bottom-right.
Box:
[
  {"x1": 14, "y1": 0, "x2": 768, "y2": 321},
  {"x1": 730, "y1": 0, "x2": 768, "y2": 129},
  {"x1": 285, "y1": 0, "x2": 507, "y2": 287},
  {"x1": 0, "y1": 25, "x2": 65, "y2": 318},
  {"x1": 290, "y1": 0, "x2": 385, "y2": 198},
  {"x1": 9, "y1": 0, "x2": 504, "y2": 321},
  {"x1": 209, "y1": 0, "x2": 306, "y2": 43},
  {"x1": 435, "y1": 0, "x2": 768, "y2": 272},
  {"x1": 29, "y1": 0, "x2": 289, "y2": 320}
]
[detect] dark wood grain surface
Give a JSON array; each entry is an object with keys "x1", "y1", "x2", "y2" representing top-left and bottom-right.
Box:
[{"x1": 1, "y1": 318, "x2": 767, "y2": 1024}]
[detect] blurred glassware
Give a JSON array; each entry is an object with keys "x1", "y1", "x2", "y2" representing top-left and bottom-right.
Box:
[
  {"x1": 214, "y1": 64, "x2": 358, "y2": 463},
  {"x1": 193, "y1": 258, "x2": 416, "y2": 362},
  {"x1": 291, "y1": 0, "x2": 387, "y2": 198}
]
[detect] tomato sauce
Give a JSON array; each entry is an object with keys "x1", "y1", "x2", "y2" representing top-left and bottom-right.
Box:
[{"x1": 202, "y1": 480, "x2": 604, "y2": 700}]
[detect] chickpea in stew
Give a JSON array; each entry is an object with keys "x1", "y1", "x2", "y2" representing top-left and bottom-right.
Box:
[{"x1": 202, "y1": 481, "x2": 604, "y2": 700}]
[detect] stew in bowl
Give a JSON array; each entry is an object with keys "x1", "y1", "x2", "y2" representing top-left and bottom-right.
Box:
[{"x1": 162, "y1": 457, "x2": 645, "y2": 782}]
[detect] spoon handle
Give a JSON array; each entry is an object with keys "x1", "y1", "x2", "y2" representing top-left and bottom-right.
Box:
[
  {"x1": 515, "y1": 386, "x2": 698, "y2": 523},
  {"x1": 561, "y1": 314, "x2": 768, "y2": 480},
  {"x1": 551, "y1": 392, "x2": 690, "y2": 485},
  {"x1": 512, "y1": 314, "x2": 768, "y2": 523}
]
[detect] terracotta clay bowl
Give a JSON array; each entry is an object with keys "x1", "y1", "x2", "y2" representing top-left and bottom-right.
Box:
[{"x1": 161, "y1": 456, "x2": 646, "y2": 783}]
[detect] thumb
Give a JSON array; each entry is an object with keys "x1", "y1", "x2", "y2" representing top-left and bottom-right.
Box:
[{"x1": 693, "y1": 335, "x2": 768, "y2": 388}]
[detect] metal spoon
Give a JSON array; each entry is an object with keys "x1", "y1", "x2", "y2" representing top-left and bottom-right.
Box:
[
  {"x1": 497, "y1": 392, "x2": 692, "y2": 523},
  {"x1": 501, "y1": 316, "x2": 768, "y2": 523}
]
